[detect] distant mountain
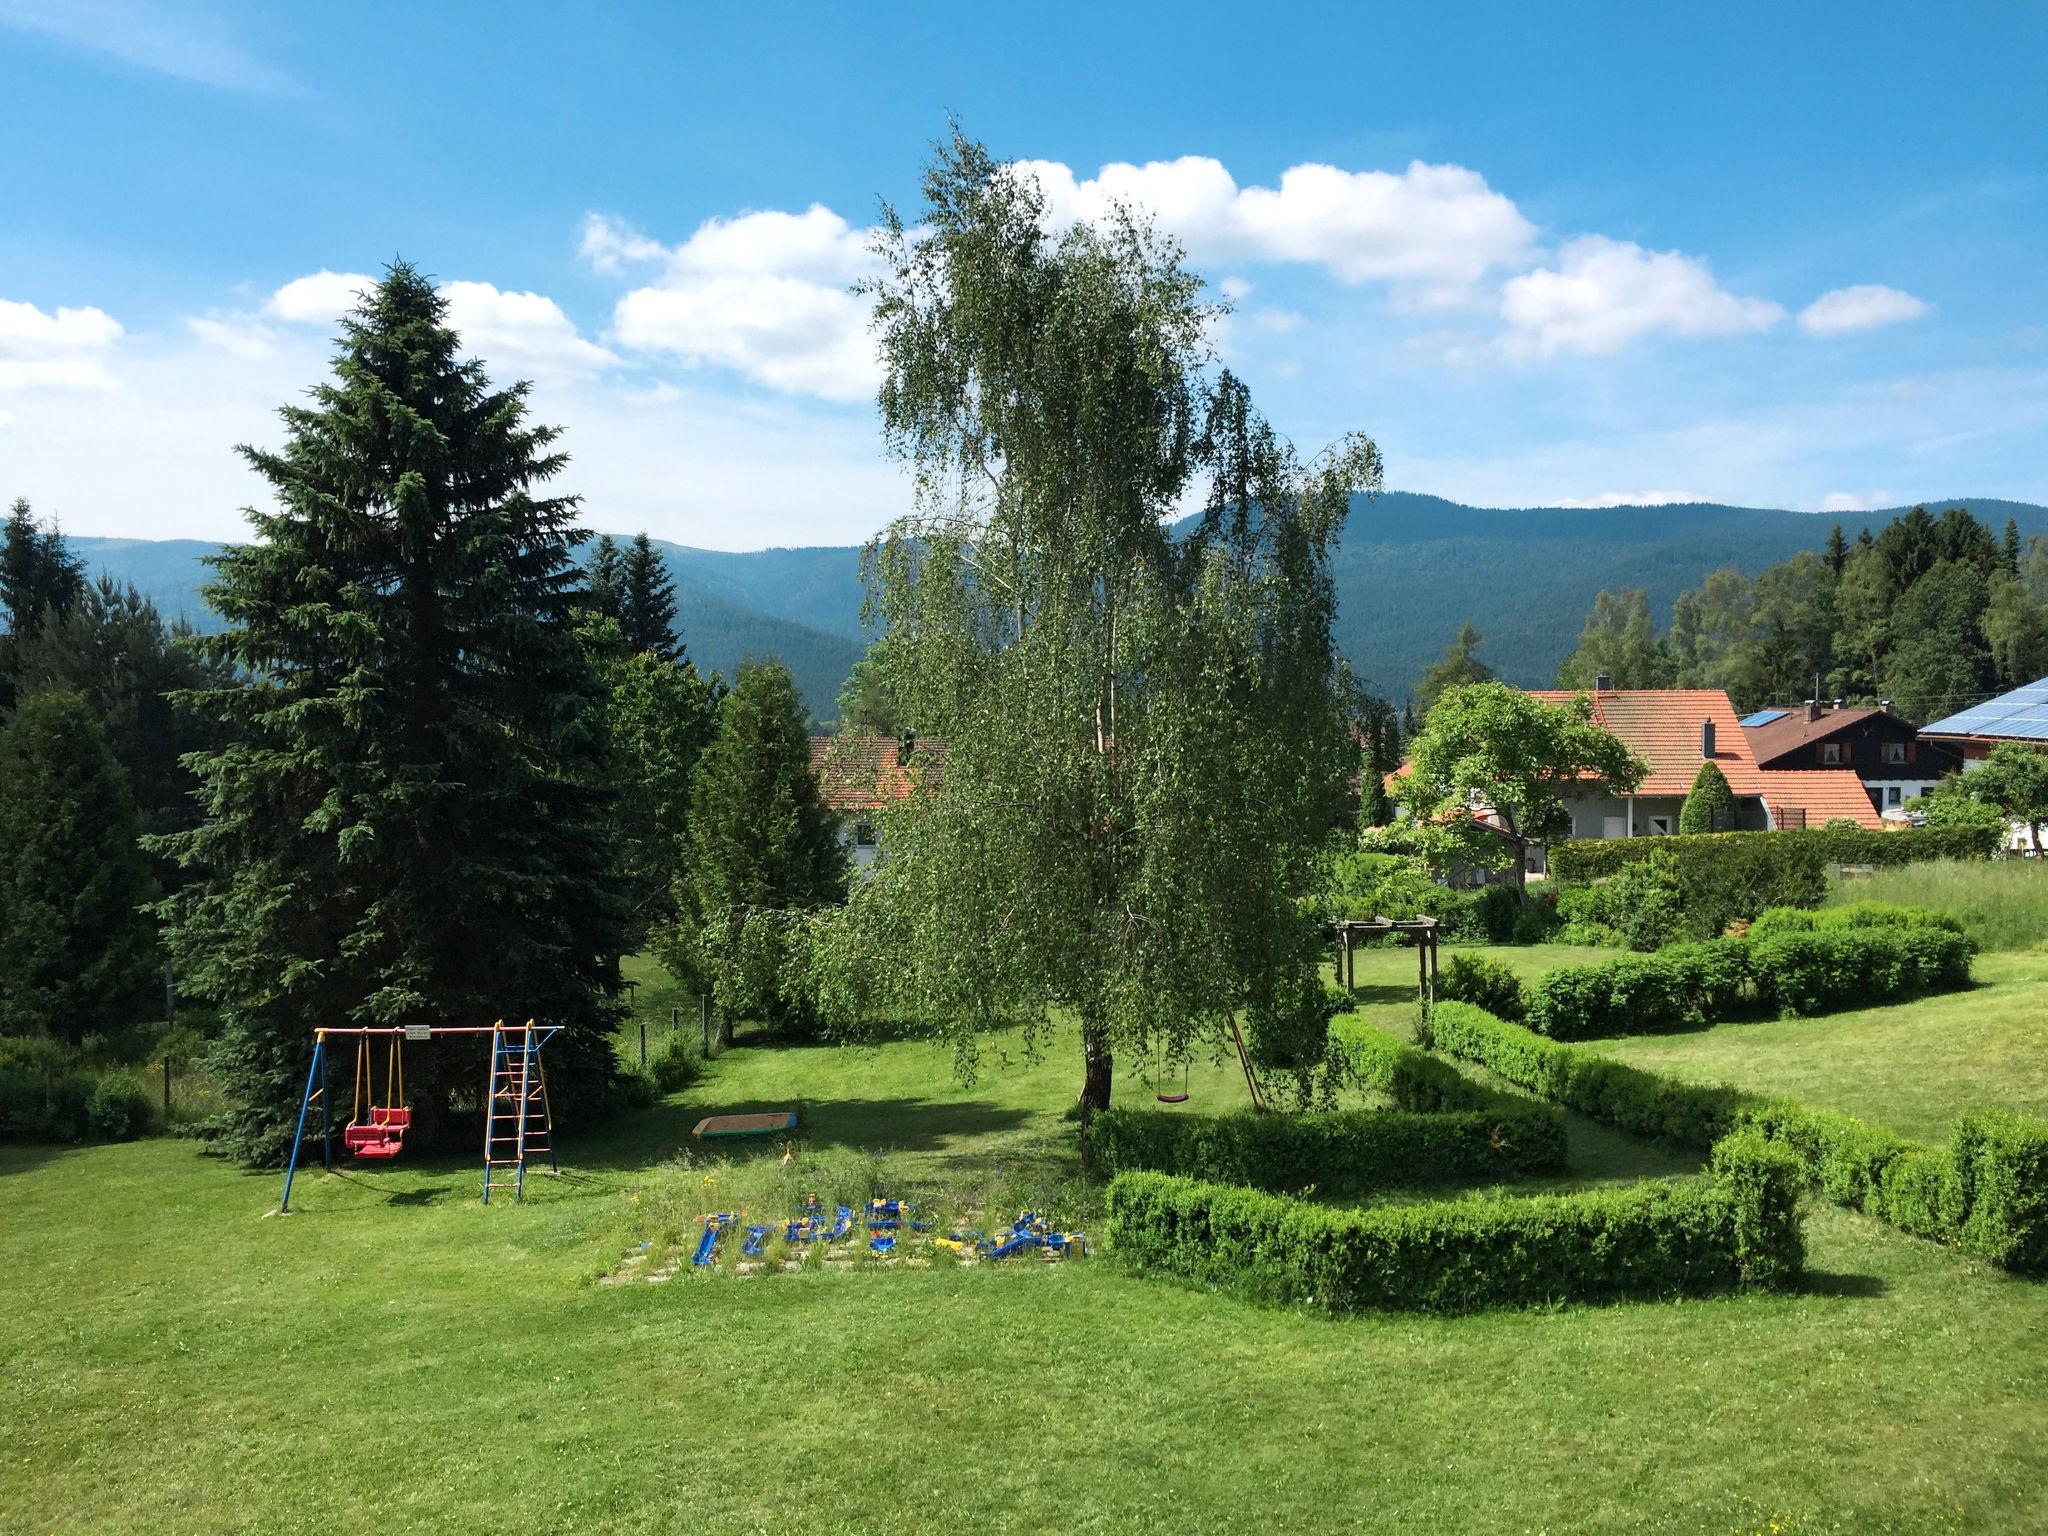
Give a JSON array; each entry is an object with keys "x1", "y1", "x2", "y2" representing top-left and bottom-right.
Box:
[{"x1": 64, "y1": 493, "x2": 2048, "y2": 716}]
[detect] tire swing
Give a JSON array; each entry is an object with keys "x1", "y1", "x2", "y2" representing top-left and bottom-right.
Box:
[{"x1": 342, "y1": 1033, "x2": 411, "y2": 1161}]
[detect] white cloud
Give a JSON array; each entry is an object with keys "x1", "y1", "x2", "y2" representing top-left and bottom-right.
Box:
[
  {"x1": 1819, "y1": 490, "x2": 1896, "y2": 513},
  {"x1": 1014, "y1": 155, "x2": 1535, "y2": 301},
  {"x1": 577, "y1": 213, "x2": 668, "y2": 275},
  {"x1": 1248, "y1": 308, "x2": 1303, "y2": 334},
  {"x1": 186, "y1": 313, "x2": 278, "y2": 359},
  {"x1": 1551, "y1": 489, "x2": 1704, "y2": 508},
  {"x1": 600, "y1": 206, "x2": 882, "y2": 403},
  {"x1": 1496, "y1": 236, "x2": 1784, "y2": 358},
  {"x1": 439, "y1": 281, "x2": 618, "y2": 378},
  {"x1": 1798, "y1": 284, "x2": 1930, "y2": 337},
  {"x1": 0, "y1": 297, "x2": 123, "y2": 392},
  {"x1": 268, "y1": 270, "x2": 375, "y2": 325},
  {"x1": 1218, "y1": 276, "x2": 1253, "y2": 300},
  {"x1": 0, "y1": 0, "x2": 297, "y2": 93}
]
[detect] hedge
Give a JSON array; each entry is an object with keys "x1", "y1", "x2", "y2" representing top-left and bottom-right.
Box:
[
  {"x1": 1521, "y1": 927, "x2": 1973, "y2": 1039},
  {"x1": 1329, "y1": 1016, "x2": 1509, "y2": 1112},
  {"x1": 1550, "y1": 824, "x2": 2001, "y2": 886},
  {"x1": 1429, "y1": 1001, "x2": 2048, "y2": 1274},
  {"x1": 1088, "y1": 1101, "x2": 1564, "y2": 1192},
  {"x1": 1744, "y1": 901, "x2": 1966, "y2": 942},
  {"x1": 0, "y1": 1037, "x2": 158, "y2": 1144},
  {"x1": 1104, "y1": 1136, "x2": 1803, "y2": 1313}
]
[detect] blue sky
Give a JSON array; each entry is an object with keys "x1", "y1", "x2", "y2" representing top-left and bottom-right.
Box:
[{"x1": 3, "y1": 1, "x2": 2045, "y2": 547}]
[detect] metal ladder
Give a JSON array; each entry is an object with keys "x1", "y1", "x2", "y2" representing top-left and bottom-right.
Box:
[{"x1": 482, "y1": 1020, "x2": 554, "y2": 1203}]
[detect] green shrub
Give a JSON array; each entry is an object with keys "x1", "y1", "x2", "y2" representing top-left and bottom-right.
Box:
[
  {"x1": 0, "y1": 1037, "x2": 158, "y2": 1143},
  {"x1": 85, "y1": 1074, "x2": 157, "y2": 1142},
  {"x1": 1431, "y1": 1001, "x2": 2048, "y2": 1275},
  {"x1": 1429, "y1": 1001, "x2": 1750, "y2": 1148},
  {"x1": 1551, "y1": 825, "x2": 1999, "y2": 887},
  {"x1": 1553, "y1": 883, "x2": 1623, "y2": 947},
  {"x1": 650, "y1": 1032, "x2": 702, "y2": 1093},
  {"x1": 1511, "y1": 889, "x2": 1561, "y2": 944},
  {"x1": 1708, "y1": 1129, "x2": 1808, "y2": 1287},
  {"x1": 1745, "y1": 902, "x2": 1964, "y2": 942},
  {"x1": 1088, "y1": 1102, "x2": 1565, "y2": 1193},
  {"x1": 1103, "y1": 1162, "x2": 1802, "y2": 1314},
  {"x1": 1521, "y1": 927, "x2": 1970, "y2": 1038},
  {"x1": 1606, "y1": 848, "x2": 1689, "y2": 950},
  {"x1": 1747, "y1": 927, "x2": 1974, "y2": 1016},
  {"x1": 1821, "y1": 860, "x2": 2048, "y2": 953},
  {"x1": 1328, "y1": 1018, "x2": 1496, "y2": 1112},
  {"x1": 1951, "y1": 1111, "x2": 2048, "y2": 1275},
  {"x1": 1679, "y1": 760, "x2": 1739, "y2": 836},
  {"x1": 1523, "y1": 940, "x2": 1754, "y2": 1039},
  {"x1": 1437, "y1": 953, "x2": 1527, "y2": 1020}
]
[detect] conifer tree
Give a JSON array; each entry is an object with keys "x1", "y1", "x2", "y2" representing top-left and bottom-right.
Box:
[
  {"x1": 0, "y1": 498, "x2": 87, "y2": 711},
  {"x1": 155, "y1": 263, "x2": 627, "y2": 1164},
  {"x1": 1678, "y1": 759, "x2": 1738, "y2": 835},
  {"x1": 587, "y1": 533, "x2": 627, "y2": 622},
  {"x1": 1825, "y1": 523, "x2": 1848, "y2": 575},
  {"x1": 0, "y1": 691, "x2": 158, "y2": 1045},
  {"x1": 2004, "y1": 518, "x2": 2024, "y2": 577},
  {"x1": 621, "y1": 532, "x2": 681, "y2": 661},
  {"x1": 666, "y1": 662, "x2": 845, "y2": 1024}
]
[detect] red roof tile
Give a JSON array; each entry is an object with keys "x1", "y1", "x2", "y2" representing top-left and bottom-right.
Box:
[
  {"x1": 808, "y1": 736, "x2": 940, "y2": 812},
  {"x1": 1743, "y1": 706, "x2": 1885, "y2": 764},
  {"x1": 1755, "y1": 769, "x2": 1884, "y2": 829},
  {"x1": 1525, "y1": 689, "x2": 1764, "y2": 797}
]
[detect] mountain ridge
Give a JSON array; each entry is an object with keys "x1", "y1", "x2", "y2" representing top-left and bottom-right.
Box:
[{"x1": 60, "y1": 492, "x2": 2048, "y2": 717}]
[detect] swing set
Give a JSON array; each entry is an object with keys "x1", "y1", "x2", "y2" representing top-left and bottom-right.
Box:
[
  {"x1": 278, "y1": 1020, "x2": 559, "y2": 1213},
  {"x1": 1149, "y1": 1010, "x2": 1269, "y2": 1113}
]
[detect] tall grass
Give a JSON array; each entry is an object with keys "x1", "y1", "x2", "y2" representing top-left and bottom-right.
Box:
[{"x1": 1825, "y1": 858, "x2": 2048, "y2": 951}]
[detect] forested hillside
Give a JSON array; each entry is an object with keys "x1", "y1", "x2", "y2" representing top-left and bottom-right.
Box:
[{"x1": 65, "y1": 493, "x2": 2048, "y2": 713}]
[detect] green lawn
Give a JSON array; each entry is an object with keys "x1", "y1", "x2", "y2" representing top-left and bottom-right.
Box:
[
  {"x1": 5, "y1": 942, "x2": 2048, "y2": 1533},
  {"x1": 1586, "y1": 949, "x2": 2048, "y2": 1141}
]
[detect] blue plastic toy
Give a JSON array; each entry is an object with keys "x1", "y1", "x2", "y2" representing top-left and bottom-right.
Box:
[
  {"x1": 691, "y1": 1212, "x2": 734, "y2": 1267},
  {"x1": 741, "y1": 1224, "x2": 770, "y2": 1257}
]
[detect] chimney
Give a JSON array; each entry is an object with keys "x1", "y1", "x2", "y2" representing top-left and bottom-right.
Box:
[
  {"x1": 1701, "y1": 718, "x2": 1716, "y2": 758},
  {"x1": 1594, "y1": 672, "x2": 1611, "y2": 692},
  {"x1": 1806, "y1": 699, "x2": 1822, "y2": 723},
  {"x1": 1880, "y1": 699, "x2": 1894, "y2": 714},
  {"x1": 1833, "y1": 698, "x2": 1845, "y2": 711},
  {"x1": 897, "y1": 731, "x2": 916, "y2": 766}
]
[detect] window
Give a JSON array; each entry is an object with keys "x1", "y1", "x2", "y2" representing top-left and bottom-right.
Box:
[
  {"x1": 854, "y1": 820, "x2": 878, "y2": 848},
  {"x1": 1883, "y1": 741, "x2": 1908, "y2": 765},
  {"x1": 1648, "y1": 815, "x2": 1673, "y2": 835},
  {"x1": 1820, "y1": 742, "x2": 1843, "y2": 764},
  {"x1": 1887, "y1": 786, "x2": 1903, "y2": 806}
]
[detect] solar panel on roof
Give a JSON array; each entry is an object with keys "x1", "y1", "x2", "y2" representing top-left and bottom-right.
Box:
[
  {"x1": 1921, "y1": 677, "x2": 2048, "y2": 738},
  {"x1": 1739, "y1": 709, "x2": 1788, "y2": 728}
]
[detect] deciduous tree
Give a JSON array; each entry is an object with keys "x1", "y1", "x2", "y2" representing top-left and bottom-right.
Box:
[{"x1": 814, "y1": 129, "x2": 1378, "y2": 1128}]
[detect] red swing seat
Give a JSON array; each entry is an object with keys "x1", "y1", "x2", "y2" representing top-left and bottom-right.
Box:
[
  {"x1": 370, "y1": 1106, "x2": 412, "y2": 1131},
  {"x1": 351, "y1": 1137, "x2": 401, "y2": 1161}
]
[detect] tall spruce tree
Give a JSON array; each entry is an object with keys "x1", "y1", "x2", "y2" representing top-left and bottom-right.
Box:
[
  {"x1": 0, "y1": 691, "x2": 159, "y2": 1045},
  {"x1": 154, "y1": 263, "x2": 627, "y2": 1164},
  {"x1": 621, "y1": 533, "x2": 681, "y2": 661}
]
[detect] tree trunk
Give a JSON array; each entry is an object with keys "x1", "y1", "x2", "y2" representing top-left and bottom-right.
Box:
[{"x1": 1077, "y1": 1019, "x2": 1114, "y2": 1166}]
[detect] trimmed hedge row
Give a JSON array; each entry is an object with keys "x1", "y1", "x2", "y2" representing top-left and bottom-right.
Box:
[
  {"x1": 1745, "y1": 901, "x2": 1965, "y2": 942},
  {"x1": 1104, "y1": 1132, "x2": 1803, "y2": 1313},
  {"x1": 1088, "y1": 1101, "x2": 1565, "y2": 1192},
  {"x1": 1429, "y1": 1000, "x2": 2048, "y2": 1274},
  {"x1": 1329, "y1": 1016, "x2": 1507, "y2": 1111},
  {"x1": 1551, "y1": 824, "x2": 2000, "y2": 884},
  {"x1": 1522, "y1": 926, "x2": 1974, "y2": 1039}
]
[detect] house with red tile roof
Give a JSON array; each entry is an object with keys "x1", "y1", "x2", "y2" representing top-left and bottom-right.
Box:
[
  {"x1": 1742, "y1": 702, "x2": 1959, "y2": 819},
  {"x1": 807, "y1": 734, "x2": 939, "y2": 867},
  {"x1": 1518, "y1": 687, "x2": 1882, "y2": 845}
]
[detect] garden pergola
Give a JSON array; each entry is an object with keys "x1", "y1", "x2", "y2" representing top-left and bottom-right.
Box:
[{"x1": 1330, "y1": 916, "x2": 1440, "y2": 1012}]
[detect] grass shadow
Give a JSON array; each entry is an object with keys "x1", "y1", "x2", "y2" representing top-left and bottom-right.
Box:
[
  {"x1": 1801, "y1": 1269, "x2": 1888, "y2": 1299},
  {"x1": 568, "y1": 1095, "x2": 1041, "y2": 1172}
]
